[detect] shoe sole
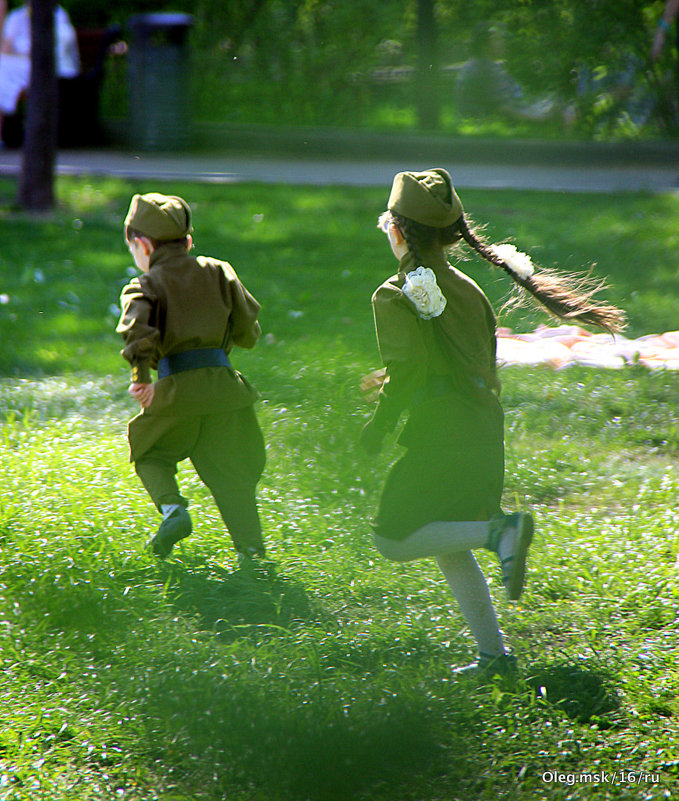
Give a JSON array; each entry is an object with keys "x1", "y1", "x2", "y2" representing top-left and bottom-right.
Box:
[
  {"x1": 452, "y1": 656, "x2": 519, "y2": 683},
  {"x1": 507, "y1": 513, "x2": 534, "y2": 601}
]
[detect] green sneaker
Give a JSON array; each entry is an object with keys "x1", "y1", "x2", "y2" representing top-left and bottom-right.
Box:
[
  {"x1": 488, "y1": 512, "x2": 534, "y2": 601},
  {"x1": 501, "y1": 512, "x2": 534, "y2": 601},
  {"x1": 149, "y1": 507, "x2": 192, "y2": 559}
]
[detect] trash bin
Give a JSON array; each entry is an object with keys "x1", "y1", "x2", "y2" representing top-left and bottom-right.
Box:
[{"x1": 127, "y1": 13, "x2": 194, "y2": 151}]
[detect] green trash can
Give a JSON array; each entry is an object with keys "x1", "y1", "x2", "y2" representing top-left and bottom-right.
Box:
[{"x1": 128, "y1": 13, "x2": 194, "y2": 151}]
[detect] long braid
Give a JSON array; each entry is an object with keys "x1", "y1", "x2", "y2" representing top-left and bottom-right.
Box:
[
  {"x1": 382, "y1": 210, "x2": 625, "y2": 333},
  {"x1": 397, "y1": 216, "x2": 436, "y2": 268},
  {"x1": 458, "y1": 216, "x2": 626, "y2": 334}
]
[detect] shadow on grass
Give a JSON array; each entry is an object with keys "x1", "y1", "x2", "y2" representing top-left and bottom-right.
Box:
[
  {"x1": 129, "y1": 562, "x2": 458, "y2": 800},
  {"x1": 526, "y1": 660, "x2": 622, "y2": 727},
  {"x1": 4, "y1": 553, "x2": 476, "y2": 800},
  {"x1": 160, "y1": 558, "x2": 316, "y2": 636},
  {"x1": 140, "y1": 660, "x2": 450, "y2": 801}
]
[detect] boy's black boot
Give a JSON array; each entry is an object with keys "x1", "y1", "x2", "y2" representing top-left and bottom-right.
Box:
[{"x1": 150, "y1": 507, "x2": 192, "y2": 559}]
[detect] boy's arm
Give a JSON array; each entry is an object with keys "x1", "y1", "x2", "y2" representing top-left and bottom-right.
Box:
[
  {"x1": 228, "y1": 276, "x2": 262, "y2": 349},
  {"x1": 116, "y1": 278, "x2": 159, "y2": 384}
]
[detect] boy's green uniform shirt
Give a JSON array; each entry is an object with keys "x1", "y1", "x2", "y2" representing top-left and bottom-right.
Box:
[{"x1": 117, "y1": 242, "x2": 261, "y2": 461}]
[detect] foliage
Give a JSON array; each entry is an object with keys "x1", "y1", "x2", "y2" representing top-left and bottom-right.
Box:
[
  {"x1": 496, "y1": 0, "x2": 676, "y2": 136},
  {"x1": 57, "y1": 0, "x2": 678, "y2": 137},
  {"x1": 1, "y1": 177, "x2": 679, "y2": 798},
  {"x1": 61, "y1": 0, "x2": 192, "y2": 28}
]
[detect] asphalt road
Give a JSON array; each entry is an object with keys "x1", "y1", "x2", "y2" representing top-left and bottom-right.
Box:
[{"x1": 0, "y1": 148, "x2": 676, "y2": 192}]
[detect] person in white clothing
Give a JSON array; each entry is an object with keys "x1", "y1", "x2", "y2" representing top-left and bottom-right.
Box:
[{"x1": 0, "y1": 1, "x2": 79, "y2": 128}]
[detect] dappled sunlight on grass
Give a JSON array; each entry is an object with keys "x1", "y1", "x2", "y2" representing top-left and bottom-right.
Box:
[
  {"x1": 1, "y1": 177, "x2": 679, "y2": 798},
  {"x1": 2, "y1": 178, "x2": 679, "y2": 378},
  {"x1": 2, "y1": 365, "x2": 679, "y2": 798}
]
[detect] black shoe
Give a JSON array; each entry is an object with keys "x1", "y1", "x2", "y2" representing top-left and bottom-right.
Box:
[
  {"x1": 149, "y1": 507, "x2": 192, "y2": 559},
  {"x1": 452, "y1": 653, "x2": 519, "y2": 682}
]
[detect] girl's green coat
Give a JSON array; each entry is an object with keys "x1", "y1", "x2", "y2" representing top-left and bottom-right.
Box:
[
  {"x1": 369, "y1": 249, "x2": 500, "y2": 437},
  {"x1": 368, "y1": 250, "x2": 505, "y2": 540}
]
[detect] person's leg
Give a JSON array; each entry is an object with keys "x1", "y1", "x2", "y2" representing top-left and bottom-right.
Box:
[
  {"x1": 190, "y1": 405, "x2": 266, "y2": 556},
  {"x1": 134, "y1": 458, "x2": 188, "y2": 510},
  {"x1": 375, "y1": 512, "x2": 533, "y2": 601},
  {"x1": 436, "y1": 550, "x2": 505, "y2": 658},
  {"x1": 132, "y1": 417, "x2": 200, "y2": 557},
  {"x1": 374, "y1": 516, "x2": 531, "y2": 677},
  {"x1": 374, "y1": 519, "x2": 491, "y2": 562}
]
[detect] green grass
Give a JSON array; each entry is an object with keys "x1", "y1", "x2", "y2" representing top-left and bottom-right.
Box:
[{"x1": 1, "y1": 178, "x2": 679, "y2": 799}]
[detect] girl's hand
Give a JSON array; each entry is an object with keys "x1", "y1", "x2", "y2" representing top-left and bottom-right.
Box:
[
  {"x1": 360, "y1": 368, "x2": 387, "y2": 403},
  {"x1": 360, "y1": 420, "x2": 383, "y2": 455},
  {"x1": 129, "y1": 382, "x2": 154, "y2": 408}
]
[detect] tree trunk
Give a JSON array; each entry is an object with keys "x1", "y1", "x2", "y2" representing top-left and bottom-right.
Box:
[
  {"x1": 415, "y1": 0, "x2": 440, "y2": 130},
  {"x1": 18, "y1": 0, "x2": 57, "y2": 211}
]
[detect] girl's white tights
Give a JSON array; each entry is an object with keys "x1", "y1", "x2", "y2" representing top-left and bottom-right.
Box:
[
  {"x1": 374, "y1": 519, "x2": 505, "y2": 658},
  {"x1": 374, "y1": 520, "x2": 490, "y2": 562},
  {"x1": 436, "y1": 551, "x2": 505, "y2": 657}
]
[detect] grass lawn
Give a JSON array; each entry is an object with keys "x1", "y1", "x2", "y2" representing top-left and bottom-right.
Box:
[{"x1": 1, "y1": 177, "x2": 679, "y2": 800}]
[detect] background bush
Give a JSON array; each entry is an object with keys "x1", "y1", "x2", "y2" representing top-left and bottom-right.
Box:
[{"x1": 45, "y1": 0, "x2": 679, "y2": 135}]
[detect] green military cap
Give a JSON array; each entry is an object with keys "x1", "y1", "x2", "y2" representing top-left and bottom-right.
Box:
[
  {"x1": 388, "y1": 168, "x2": 463, "y2": 227},
  {"x1": 124, "y1": 192, "x2": 192, "y2": 240}
]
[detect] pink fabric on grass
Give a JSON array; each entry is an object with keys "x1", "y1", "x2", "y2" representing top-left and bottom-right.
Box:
[{"x1": 497, "y1": 325, "x2": 679, "y2": 370}]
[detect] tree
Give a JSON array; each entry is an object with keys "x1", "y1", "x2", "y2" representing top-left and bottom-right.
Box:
[
  {"x1": 18, "y1": 0, "x2": 57, "y2": 211},
  {"x1": 415, "y1": 0, "x2": 440, "y2": 129}
]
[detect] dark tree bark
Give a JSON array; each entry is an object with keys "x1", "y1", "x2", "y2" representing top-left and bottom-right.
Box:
[
  {"x1": 415, "y1": 0, "x2": 440, "y2": 130},
  {"x1": 18, "y1": 0, "x2": 57, "y2": 211}
]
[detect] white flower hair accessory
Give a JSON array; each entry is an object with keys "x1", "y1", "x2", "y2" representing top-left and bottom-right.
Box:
[
  {"x1": 490, "y1": 243, "x2": 535, "y2": 280},
  {"x1": 402, "y1": 266, "x2": 447, "y2": 320}
]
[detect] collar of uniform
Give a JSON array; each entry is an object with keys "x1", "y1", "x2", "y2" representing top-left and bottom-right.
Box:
[
  {"x1": 398, "y1": 248, "x2": 450, "y2": 275},
  {"x1": 148, "y1": 241, "x2": 191, "y2": 270}
]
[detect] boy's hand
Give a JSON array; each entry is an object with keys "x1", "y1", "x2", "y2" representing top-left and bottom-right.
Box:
[{"x1": 129, "y1": 382, "x2": 155, "y2": 408}]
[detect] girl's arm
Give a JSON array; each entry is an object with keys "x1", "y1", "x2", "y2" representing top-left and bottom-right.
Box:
[{"x1": 366, "y1": 285, "x2": 428, "y2": 440}]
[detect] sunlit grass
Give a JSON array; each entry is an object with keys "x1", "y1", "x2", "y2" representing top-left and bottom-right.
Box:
[
  {"x1": 2, "y1": 368, "x2": 679, "y2": 800},
  {"x1": 1, "y1": 178, "x2": 678, "y2": 379},
  {"x1": 1, "y1": 177, "x2": 679, "y2": 799}
]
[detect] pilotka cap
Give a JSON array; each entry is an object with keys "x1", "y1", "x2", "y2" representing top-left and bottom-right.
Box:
[
  {"x1": 388, "y1": 168, "x2": 463, "y2": 227},
  {"x1": 125, "y1": 192, "x2": 193, "y2": 240}
]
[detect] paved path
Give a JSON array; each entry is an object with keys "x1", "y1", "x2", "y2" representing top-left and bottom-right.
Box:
[{"x1": 0, "y1": 148, "x2": 676, "y2": 192}]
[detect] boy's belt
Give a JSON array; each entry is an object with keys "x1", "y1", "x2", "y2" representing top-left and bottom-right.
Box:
[{"x1": 157, "y1": 348, "x2": 231, "y2": 379}]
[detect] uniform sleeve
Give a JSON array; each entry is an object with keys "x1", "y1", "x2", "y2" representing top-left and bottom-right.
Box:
[
  {"x1": 116, "y1": 277, "x2": 159, "y2": 383},
  {"x1": 369, "y1": 284, "x2": 429, "y2": 435},
  {"x1": 224, "y1": 265, "x2": 261, "y2": 350}
]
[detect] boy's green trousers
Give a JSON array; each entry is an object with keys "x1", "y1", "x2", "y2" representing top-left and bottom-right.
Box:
[{"x1": 132, "y1": 404, "x2": 266, "y2": 555}]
